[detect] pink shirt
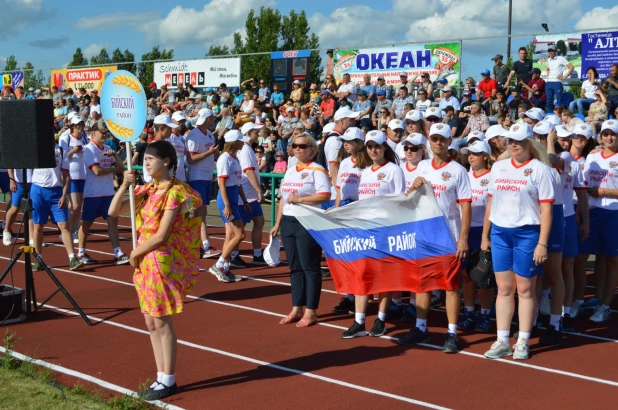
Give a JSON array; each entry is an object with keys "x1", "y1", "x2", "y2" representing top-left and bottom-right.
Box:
[{"x1": 273, "y1": 160, "x2": 287, "y2": 173}]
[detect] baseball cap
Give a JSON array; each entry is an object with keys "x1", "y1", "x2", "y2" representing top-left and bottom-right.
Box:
[
  {"x1": 377, "y1": 75, "x2": 385, "y2": 80},
  {"x1": 334, "y1": 106, "x2": 358, "y2": 121},
  {"x1": 429, "y1": 123, "x2": 452, "y2": 139},
  {"x1": 437, "y1": 78, "x2": 448, "y2": 84},
  {"x1": 573, "y1": 123, "x2": 593, "y2": 139},
  {"x1": 555, "y1": 125, "x2": 575, "y2": 139},
  {"x1": 340, "y1": 127, "x2": 364, "y2": 141},
  {"x1": 491, "y1": 54, "x2": 503, "y2": 61},
  {"x1": 195, "y1": 108, "x2": 213, "y2": 126},
  {"x1": 232, "y1": 87, "x2": 239, "y2": 93},
  {"x1": 485, "y1": 124, "x2": 508, "y2": 140},
  {"x1": 149, "y1": 82, "x2": 156, "y2": 88},
  {"x1": 365, "y1": 130, "x2": 386, "y2": 145},
  {"x1": 241, "y1": 122, "x2": 263, "y2": 135},
  {"x1": 357, "y1": 89, "x2": 367, "y2": 97},
  {"x1": 529, "y1": 68, "x2": 542, "y2": 76},
  {"x1": 90, "y1": 119, "x2": 107, "y2": 132},
  {"x1": 320, "y1": 90, "x2": 329, "y2": 95},
  {"x1": 322, "y1": 122, "x2": 335, "y2": 134},
  {"x1": 524, "y1": 107, "x2": 545, "y2": 122},
  {"x1": 399, "y1": 71, "x2": 408, "y2": 77},
  {"x1": 544, "y1": 113, "x2": 562, "y2": 126},
  {"x1": 195, "y1": 94, "x2": 203, "y2": 99},
  {"x1": 404, "y1": 110, "x2": 423, "y2": 122},
  {"x1": 224, "y1": 130, "x2": 244, "y2": 143},
  {"x1": 443, "y1": 85, "x2": 453, "y2": 92},
  {"x1": 293, "y1": 80, "x2": 301, "y2": 85},
  {"x1": 465, "y1": 130, "x2": 486, "y2": 143},
  {"x1": 481, "y1": 69, "x2": 490, "y2": 76},
  {"x1": 376, "y1": 89, "x2": 386, "y2": 96},
  {"x1": 547, "y1": 45, "x2": 556, "y2": 51},
  {"x1": 154, "y1": 114, "x2": 178, "y2": 128},
  {"x1": 461, "y1": 140, "x2": 492, "y2": 155},
  {"x1": 67, "y1": 111, "x2": 79, "y2": 122},
  {"x1": 463, "y1": 90, "x2": 471, "y2": 96},
  {"x1": 533, "y1": 121, "x2": 554, "y2": 135},
  {"x1": 387, "y1": 119, "x2": 404, "y2": 130},
  {"x1": 171, "y1": 111, "x2": 186, "y2": 122},
  {"x1": 401, "y1": 133, "x2": 426, "y2": 146},
  {"x1": 425, "y1": 107, "x2": 443, "y2": 119},
  {"x1": 506, "y1": 123, "x2": 533, "y2": 141},
  {"x1": 601, "y1": 120, "x2": 618, "y2": 134},
  {"x1": 70, "y1": 116, "x2": 85, "y2": 125}
]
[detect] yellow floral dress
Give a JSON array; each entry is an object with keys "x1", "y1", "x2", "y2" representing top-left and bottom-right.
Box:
[{"x1": 133, "y1": 180, "x2": 203, "y2": 317}]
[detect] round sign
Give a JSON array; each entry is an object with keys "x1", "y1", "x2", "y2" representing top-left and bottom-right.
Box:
[{"x1": 100, "y1": 70, "x2": 147, "y2": 142}]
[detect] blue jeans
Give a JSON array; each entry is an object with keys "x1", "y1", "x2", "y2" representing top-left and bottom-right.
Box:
[
  {"x1": 546, "y1": 82, "x2": 564, "y2": 113},
  {"x1": 569, "y1": 98, "x2": 595, "y2": 115}
]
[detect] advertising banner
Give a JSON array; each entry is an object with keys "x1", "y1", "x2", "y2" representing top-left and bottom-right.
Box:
[
  {"x1": 582, "y1": 31, "x2": 618, "y2": 80},
  {"x1": 533, "y1": 34, "x2": 582, "y2": 83},
  {"x1": 333, "y1": 43, "x2": 461, "y2": 86},
  {"x1": 51, "y1": 66, "x2": 117, "y2": 92},
  {"x1": 154, "y1": 58, "x2": 240, "y2": 89},
  {"x1": 1, "y1": 71, "x2": 24, "y2": 90}
]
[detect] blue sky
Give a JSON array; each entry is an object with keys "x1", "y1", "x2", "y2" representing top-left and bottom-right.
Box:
[{"x1": 3, "y1": 0, "x2": 618, "y2": 81}]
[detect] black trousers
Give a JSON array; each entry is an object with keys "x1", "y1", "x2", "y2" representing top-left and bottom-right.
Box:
[{"x1": 281, "y1": 215, "x2": 323, "y2": 310}]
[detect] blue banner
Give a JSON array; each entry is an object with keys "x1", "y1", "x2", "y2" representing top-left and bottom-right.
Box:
[
  {"x1": 270, "y1": 50, "x2": 311, "y2": 60},
  {"x1": 582, "y1": 31, "x2": 618, "y2": 80}
]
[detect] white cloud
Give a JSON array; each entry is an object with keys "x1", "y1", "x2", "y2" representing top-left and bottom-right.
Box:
[
  {"x1": 83, "y1": 43, "x2": 109, "y2": 59},
  {"x1": 575, "y1": 6, "x2": 618, "y2": 31},
  {"x1": 74, "y1": 11, "x2": 159, "y2": 30}
]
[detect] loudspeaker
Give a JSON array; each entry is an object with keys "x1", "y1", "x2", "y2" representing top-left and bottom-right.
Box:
[{"x1": 0, "y1": 99, "x2": 56, "y2": 169}]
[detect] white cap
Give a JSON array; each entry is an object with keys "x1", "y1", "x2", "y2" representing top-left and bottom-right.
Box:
[
  {"x1": 572, "y1": 122, "x2": 593, "y2": 139},
  {"x1": 601, "y1": 120, "x2": 618, "y2": 134},
  {"x1": 387, "y1": 119, "x2": 404, "y2": 130},
  {"x1": 364, "y1": 130, "x2": 386, "y2": 145},
  {"x1": 286, "y1": 105, "x2": 295, "y2": 112},
  {"x1": 424, "y1": 107, "x2": 443, "y2": 119},
  {"x1": 506, "y1": 123, "x2": 533, "y2": 141},
  {"x1": 293, "y1": 80, "x2": 301, "y2": 85},
  {"x1": 461, "y1": 140, "x2": 492, "y2": 155},
  {"x1": 241, "y1": 122, "x2": 263, "y2": 135},
  {"x1": 399, "y1": 71, "x2": 408, "y2": 77},
  {"x1": 401, "y1": 133, "x2": 426, "y2": 146},
  {"x1": 404, "y1": 110, "x2": 423, "y2": 122},
  {"x1": 465, "y1": 130, "x2": 485, "y2": 143},
  {"x1": 195, "y1": 94, "x2": 203, "y2": 100},
  {"x1": 544, "y1": 114, "x2": 563, "y2": 126},
  {"x1": 556, "y1": 125, "x2": 575, "y2": 139},
  {"x1": 443, "y1": 86, "x2": 453, "y2": 92},
  {"x1": 67, "y1": 111, "x2": 79, "y2": 122},
  {"x1": 196, "y1": 108, "x2": 213, "y2": 126},
  {"x1": 533, "y1": 121, "x2": 554, "y2": 135},
  {"x1": 341, "y1": 127, "x2": 364, "y2": 141},
  {"x1": 224, "y1": 130, "x2": 244, "y2": 143},
  {"x1": 70, "y1": 116, "x2": 84, "y2": 125},
  {"x1": 485, "y1": 124, "x2": 508, "y2": 140},
  {"x1": 334, "y1": 106, "x2": 358, "y2": 121},
  {"x1": 429, "y1": 123, "x2": 452, "y2": 139},
  {"x1": 171, "y1": 111, "x2": 187, "y2": 122},
  {"x1": 154, "y1": 114, "x2": 178, "y2": 128},
  {"x1": 524, "y1": 107, "x2": 545, "y2": 122},
  {"x1": 322, "y1": 122, "x2": 335, "y2": 134}
]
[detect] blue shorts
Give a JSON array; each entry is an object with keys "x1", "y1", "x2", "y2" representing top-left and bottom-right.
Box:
[
  {"x1": 82, "y1": 196, "x2": 113, "y2": 222},
  {"x1": 31, "y1": 185, "x2": 67, "y2": 225},
  {"x1": 0, "y1": 172, "x2": 9, "y2": 194},
  {"x1": 216, "y1": 186, "x2": 241, "y2": 223},
  {"x1": 491, "y1": 224, "x2": 543, "y2": 278},
  {"x1": 563, "y1": 215, "x2": 579, "y2": 258},
  {"x1": 11, "y1": 183, "x2": 31, "y2": 207},
  {"x1": 548, "y1": 204, "x2": 565, "y2": 253},
  {"x1": 339, "y1": 199, "x2": 355, "y2": 207},
  {"x1": 463, "y1": 226, "x2": 484, "y2": 267},
  {"x1": 321, "y1": 200, "x2": 336, "y2": 210},
  {"x1": 189, "y1": 180, "x2": 212, "y2": 205},
  {"x1": 579, "y1": 208, "x2": 618, "y2": 257},
  {"x1": 70, "y1": 180, "x2": 85, "y2": 194},
  {"x1": 240, "y1": 200, "x2": 264, "y2": 224}
]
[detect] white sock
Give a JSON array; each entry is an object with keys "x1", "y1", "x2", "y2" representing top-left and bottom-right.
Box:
[
  {"x1": 355, "y1": 312, "x2": 365, "y2": 324},
  {"x1": 78, "y1": 248, "x2": 85, "y2": 254},
  {"x1": 464, "y1": 305, "x2": 474, "y2": 313},
  {"x1": 481, "y1": 308, "x2": 491, "y2": 315},
  {"x1": 416, "y1": 318, "x2": 427, "y2": 332},
  {"x1": 203, "y1": 240, "x2": 210, "y2": 249},
  {"x1": 497, "y1": 330, "x2": 509, "y2": 345},
  {"x1": 223, "y1": 263, "x2": 230, "y2": 272},
  {"x1": 447, "y1": 324, "x2": 457, "y2": 334},
  {"x1": 517, "y1": 331, "x2": 531, "y2": 345},
  {"x1": 68, "y1": 253, "x2": 75, "y2": 261},
  {"x1": 113, "y1": 247, "x2": 123, "y2": 258},
  {"x1": 377, "y1": 311, "x2": 386, "y2": 321},
  {"x1": 216, "y1": 257, "x2": 225, "y2": 269},
  {"x1": 550, "y1": 314, "x2": 561, "y2": 329},
  {"x1": 231, "y1": 250, "x2": 239, "y2": 259},
  {"x1": 541, "y1": 289, "x2": 550, "y2": 301},
  {"x1": 346, "y1": 294, "x2": 355, "y2": 302},
  {"x1": 562, "y1": 306, "x2": 571, "y2": 316},
  {"x1": 153, "y1": 373, "x2": 175, "y2": 390},
  {"x1": 253, "y1": 249, "x2": 262, "y2": 257},
  {"x1": 392, "y1": 298, "x2": 402, "y2": 306},
  {"x1": 150, "y1": 372, "x2": 164, "y2": 388}
]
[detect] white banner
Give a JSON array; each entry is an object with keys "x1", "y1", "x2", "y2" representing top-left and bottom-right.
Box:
[{"x1": 153, "y1": 57, "x2": 240, "y2": 89}]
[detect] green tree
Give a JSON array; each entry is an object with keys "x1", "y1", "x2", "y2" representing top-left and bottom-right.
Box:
[
  {"x1": 556, "y1": 40, "x2": 567, "y2": 56},
  {"x1": 207, "y1": 45, "x2": 230, "y2": 57},
  {"x1": 111, "y1": 48, "x2": 136, "y2": 74},
  {"x1": 67, "y1": 48, "x2": 89, "y2": 68},
  {"x1": 137, "y1": 46, "x2": 174, "y2": 89},
  {"x1": 3, "y1": 55, "x2": 18, "y2": 72},
  {"x1": 90, "y1": 48, "x2": 111, "y2": 66},
  {"x1": 23, "y1": 61, "x2": 35, "y2": 89},
  {"x1": 526, "y1": 41, "x2": 535, "y2": 58},
  {"x1": 281, "y1": 10, "x2": 322, "y2": 86}
]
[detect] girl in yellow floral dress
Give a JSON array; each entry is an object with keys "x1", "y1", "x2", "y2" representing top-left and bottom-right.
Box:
[{"x1": 108, "y1": 140, "x2": 203, "y2": 400}]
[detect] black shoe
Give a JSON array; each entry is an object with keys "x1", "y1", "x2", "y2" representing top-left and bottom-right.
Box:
[
  {"x1": 397, "y1": 327, "x2": 430, "y2": 346},
  {"x1": 442, "y1": 332, "x2": 460, "y2": 354},
  {"x1": 369, "y1": 318, "x2": 386, "y2": 337},
  {"x1": 78, "y1": 252, "x2": 98, "y2": 265},
  {"x1": 539, "y1": 324, "x2": 563, "y2": 346},
  {"x1": 562, "y1": 314, "x2": 574, "y2": 332},
  {"x1": 229, "y1": 255, "x2": 248, "y2": 269},
  {"x1": 332, "y1": 297, "x2": 355, "y2": 314},
  {"x1": 142, "y1": 383, "x2": 178, "y2": 401},
  {"x1": 252, "y1": 253, "x2": 267, "y2": 266},
  {"x1": 341, "y1": 321, "x2": 366, "y2": 339},
  {"x1": 114, "y1": 254, "x2": 130, "y2": 265}
]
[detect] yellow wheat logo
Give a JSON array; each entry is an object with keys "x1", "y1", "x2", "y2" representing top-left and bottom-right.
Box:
[
  {"x1": 112, "y1": 75, "x2": 142, "y2": 94},
  {"x1": 107, "y1": 120, "x2": 134, "y2": 139}
]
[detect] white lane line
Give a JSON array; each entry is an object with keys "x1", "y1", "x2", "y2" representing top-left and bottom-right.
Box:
[
  {"x1": 0, "y1": 346, "x2": 183, "y2": 410},
  {"x1": 3, "y1": 257, "x2": 618, "y2": 388}
]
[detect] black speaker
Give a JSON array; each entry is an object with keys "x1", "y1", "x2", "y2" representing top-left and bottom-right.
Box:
[{"x1": 0, "y1": 99, "x2": 56, "y2": 169}]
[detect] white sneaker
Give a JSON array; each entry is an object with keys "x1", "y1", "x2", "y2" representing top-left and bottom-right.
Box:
[
  {"x1": 539, "y1": 297, "x2": 551, "y2": 316},
  {"x1": 570, "y1": 300, "x2": 583, "y2": 319},
  {"x1": 72, "y1": 231, "x2": 79, "y2": 244},
  {"x1": 2, "y1": 231, "x2": 12, "y2": 246},
  {"x1": 589, "y1": 305, "x2": 610, "y2": 324},
  {"x1": 512, "y1": 342, "x2": 529, "y2": 360},
  {"x1": 484, "y1": 340, "x2": 512, "y2": 359}
]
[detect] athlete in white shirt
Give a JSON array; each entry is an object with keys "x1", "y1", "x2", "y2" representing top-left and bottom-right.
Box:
[
  {"x1": 2, "y1": 169, "x2": 33, "y2": 247},
  {"x1": 170, "y1": 111, "x2": 188, "y2": 182},
  {"x1": 77, "y1": 119, "x2": 127, "y2": 266},
  {"x1": 481, "y1": 123, "x2": 554, "y2": 360},
  {"x1": 399, "y1": 123, "x2": 471, "y2": 354},
  {"x1": 185, "y1": 108, "x2": 221, "y2": 258},
  {"x1": 341, "y1": 130, "x2": 405, "y2": 340},
  {"x1": 30, "y1": 145, "x2": 83, "y2": 271}
]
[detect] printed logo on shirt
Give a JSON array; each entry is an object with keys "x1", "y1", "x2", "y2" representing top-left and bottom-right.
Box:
[
  {"x1": 377, "y1": 172, "x2": 386, "y2": 181},
  {"x1": 441, "y1": 172, "x2": 451, "y2": 181},
  {"x1": 301, "y1": 172, "x2": 309, "y2": 180},
  {"x1": 610, "y1": 161, "x2": 618, "y2": 169},
  {"x1": 524, "y1": 168, "x2": 533, "y2": 177},
  {"x1": 480, "y1": 179, "x2": 489, "y2": 187}
]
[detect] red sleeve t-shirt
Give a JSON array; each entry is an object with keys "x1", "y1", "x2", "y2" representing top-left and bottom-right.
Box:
[{"x1": 478, "y1": 79, "x2": 498, "y2": 99}]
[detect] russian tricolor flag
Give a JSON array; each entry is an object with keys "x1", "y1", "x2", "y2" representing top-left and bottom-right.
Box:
[{"x1": 291, "y1": 185, "x2": 461, "y2": 295}]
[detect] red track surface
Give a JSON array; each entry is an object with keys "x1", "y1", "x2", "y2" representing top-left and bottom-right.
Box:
[{"x1": 1, "y1": 209, "x2": 617, "y2": 409}]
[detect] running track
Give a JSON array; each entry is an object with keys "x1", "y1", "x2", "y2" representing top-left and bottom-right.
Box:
[{"x1": 0, "y1": 208, "x2": 617, "y2": 409}]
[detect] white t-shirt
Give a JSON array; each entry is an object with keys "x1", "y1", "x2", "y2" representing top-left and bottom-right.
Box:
[
  {"x1": 12, "y1": 169, "x2": 33, "y2": 184},
  {"x1": 335, "y1": 157, "x2": 362, "y2": 202},
  {"x1": 280, "y1": 162, "x2": 331, "y2": 216},
  {"x1": 583, "y1": 150, "x2": 618, "y2": 211},
  {"x1": 468, "y1": 169, "x2": 491, "y2": 228},
  {"x1": 549, "y1": 168, "x2": 564, "y2": 206},
  {"x1": 546, "y1": 56, "x2": 570, "y2": 82},
  {"x1": 416, "y1": 99, "x2": 432, "y2": 113},
  {"x1": 488, "y1": 158, "x2": 555, "y2": 228},
  {"x1": 216, "y1": 152, "x2": 242, "y2": 188},
  {"x1": 337, "y1": 82, "x2": 357, "y2": 102},
  {"x1": 185, "y1": 127, "x2": 216, "y2": 182},
  {"x1": 83, "y1": 142, "x2": 116, "y2": 198},
  {"x1": 570, "y1": 153, "x2": 586, "y2": 205},
  {"x1": 558, "y1": 152, "x2": 585, "y2": 217},
  {"x1": 401, "y1": 162, "x2": 420, "y2": 190},
  {"x1": 59, "y1": 130, "x2": 89, "y2": 180},
  {"x1": 324, "y1": 133, "x2": 343, "y2": 200},
  {"x1": 417, "y1": 159, "x2": 472, "y2": 241},
  {"x1": 169, "y1": 132, "x2": 187, "y2": 182},
  {"x1": 581, "y1": 80, "x2": 599, "y2": 99},
  {"x1": 358, "y1": 161, "x2": 405, "y2": 200},
  {"x1": 237, "y1": 142, "x2": 260, "y2": 203},
  {"x1": 32, "y1": 145, "x2": 67, "y2": 188}
]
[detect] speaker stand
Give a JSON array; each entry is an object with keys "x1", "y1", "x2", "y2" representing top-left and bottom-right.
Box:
[{"x1": 0, "y1": 170, "x2": 92, "y2": 326}]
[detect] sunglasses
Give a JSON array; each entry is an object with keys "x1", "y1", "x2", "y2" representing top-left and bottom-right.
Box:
[
  {"x1": 292, "y1": 143, "x2": 309, "y2": 149},
  {"x1": 403, "y1": 146, "x2": 422, "y2": 152},
  {"x1": 260, "y1": 82, "x2": 265, "y2": 84},
  {"x1": 380, "y1": 110, "x2": 387, "y2": 113}
]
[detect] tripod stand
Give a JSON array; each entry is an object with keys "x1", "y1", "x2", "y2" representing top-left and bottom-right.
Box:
[{"x1": 0, "y1": 169, "x2": 92, "y2": 326}]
